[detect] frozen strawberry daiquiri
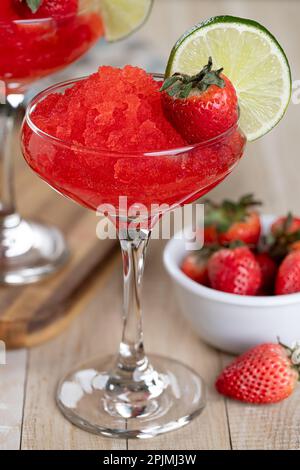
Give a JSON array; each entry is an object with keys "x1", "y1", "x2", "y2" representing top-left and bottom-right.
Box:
[
  {"x1": 21, "y1": 15, "x2": 291, "y2": 438},
  {"x1": 22, "y1": 62, "x2": 245, "y2": 437},
  {"x1": 0, "y1": 0, "x2": 103, "y2": 91},
  {"x1": 0, "y1": 0, "x2": 152, "y2": 285},
  {"x1": 22, "y1": 64, "x2": 246, "y2": 215}
]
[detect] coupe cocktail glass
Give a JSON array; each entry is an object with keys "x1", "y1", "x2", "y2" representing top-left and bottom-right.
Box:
[
  {"x1": 0, "y1": 1, "x2": 103, "y2": 284},
  {"x1": 21, "y1": 76, "x2": 246, "y2": 438}
]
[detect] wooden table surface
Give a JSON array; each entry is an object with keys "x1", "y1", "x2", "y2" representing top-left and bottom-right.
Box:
[{"x1": 1, "y1": 0, "x2": 300, "y2": 450}]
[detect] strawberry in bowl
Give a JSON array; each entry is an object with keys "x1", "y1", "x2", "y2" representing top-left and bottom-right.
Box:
[
  {"x1": 164, "y1": 203, "x2": 300, "y2": 354},
  {"x1": 255, "y1": 252, "x2": 277, "y2": 295},
  {"x1": 207, "y1": 245, "x2": 261, "y2": 296},
  {"x1": 181, "y1": 252, "x2": 210, "y2": 287},
  {"x1": 203, "y1": 194, "x2": 262, "y2": 246},
  {"x1": 275, "y1": 250, "x2": 300, "y2": 295},
  {"x1": 179, "y1": 200, "x2": 300, "y2": 298}
]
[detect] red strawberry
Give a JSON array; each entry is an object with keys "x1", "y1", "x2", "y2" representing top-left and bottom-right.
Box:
[
  {"x1": 255, "y1": 252, "x2": 277, "y2": 294},
  {"x1": 216, "y1": 343, "x2": 299, "y2": 404},
  {"x1": 268, "y1": 213, "x2": 300, "y2": 261},
  {"x1": 207, "y1": 245, "x2": 261, "y2": 295},
  {"x1": 271, "y1": 214, "x2": 300, "y2": 236},
  {"x1": 204, "y1": 194, "x2": 261, "y2": 246},
  {"x1": 196, "y1": 225, "x2": 218, "y2": 245},
  {"x1": 181, "y1": 253, "x2": 209, "y2": 286},
  {"x1": 291, "y1": 240, "x2": 300, "y2": 252},
  {"x1": 219, "y1": 212, "x2": 261, "y2": 246},
  {"x1": 275, "y1": 250, "x2": 300, "y2": 295},
  {"x1": 14, "y1": 0, "x2": 78, "y2": 19},
  {"x1": 160, "y1": 57, "x2": 238, "y2": 143}
]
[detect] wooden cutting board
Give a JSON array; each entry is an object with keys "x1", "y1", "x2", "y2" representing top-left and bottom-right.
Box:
[{"x1": 0, "y1": 128, "x2": 117, "y2": 349}]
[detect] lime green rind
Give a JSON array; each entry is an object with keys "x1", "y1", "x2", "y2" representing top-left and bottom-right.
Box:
[{"x1": 165, "y1": 15, "x2": 292, "y2": 142}]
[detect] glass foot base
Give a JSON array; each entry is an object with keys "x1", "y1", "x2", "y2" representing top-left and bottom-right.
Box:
[
  {"x1": 56, "y1": 354, "x2": 206, "y2": 439},
  {"x1": 0, "y1": 217, "x2": 69, "y2": 285}
]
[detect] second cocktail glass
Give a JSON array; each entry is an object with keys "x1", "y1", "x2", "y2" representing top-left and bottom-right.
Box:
[
  {"x1": 0, "y1": 1, "x2": 103, "y2": 284},
  {"x1": 21, "y1": 75, "x2": 246, "y2": 438}
]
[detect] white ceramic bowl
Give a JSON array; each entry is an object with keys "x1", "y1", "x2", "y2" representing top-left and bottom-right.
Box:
[{"x1": 164, "y1": 215, "x2": 300, "y2": 355}]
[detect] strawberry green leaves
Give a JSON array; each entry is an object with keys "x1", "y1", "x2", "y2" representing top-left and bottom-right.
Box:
[
  {"x1": 204, "y1": 193, "x2": 261, "y2": 233},
  {"x1": 160, "y1": 57, "x2": 225, "y2": 99}
]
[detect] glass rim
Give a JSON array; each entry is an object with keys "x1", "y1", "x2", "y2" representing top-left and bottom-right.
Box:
[
  {"x1": 24, "y1": 74, "x2": 244, "y2": 158},
  {"x1": 0, "y1": 1, "x2": 97, "y2": 25}
]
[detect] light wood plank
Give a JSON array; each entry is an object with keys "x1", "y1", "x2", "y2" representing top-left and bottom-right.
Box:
[
  {"x1": 0, "y1": 350, "x2": 27, "y2": 450},
  {"x1": 226, "y1": 391, "x2": 300, "y2": 450}
]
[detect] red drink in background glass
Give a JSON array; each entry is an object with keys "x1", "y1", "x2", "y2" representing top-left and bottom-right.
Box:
[
  {"x1": 0, "y1": 1, "x2": 104, "y2": 285},
  {"x1": 0, "y1": 9, "x2": 103, "y2": 91}
]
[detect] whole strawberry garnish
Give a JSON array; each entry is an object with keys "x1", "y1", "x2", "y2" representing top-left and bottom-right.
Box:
[
  {"x1": 14, "y1": 0, "x2": 78, "y2": 19},
  {"x1": 181, "y1": 252, "x2": 210, "y2": 286},
  {"x1": 216, "y1": 342, "x2": 300, "y2": 404},
  {"x1": 267, "y1": 213, "x2": 300, "y2": 261},
  {"x1": 207, "y1": 245, "x2": 261, "y2": 295},
  {"x1": 255, "y1": 252, "x2": 277, "y2": 294},
  {"x1": 160, "y1": 57, "x2": 238, "y2": 143},
  {"x1": 204, "y1": 194, "x2": 262, "y2": 246},
  {"x1": 275, "y1": 250, "x2": 300, "y2": 295}
]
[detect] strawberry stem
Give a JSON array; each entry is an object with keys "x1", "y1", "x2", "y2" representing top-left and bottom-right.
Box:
[
  {"x1": 266, "y1": 212, "x2": 300, "y2": 261},
  {"x1": 277, "y1": 336, "x2": 292, "y2": 354},
  {"x1": 160, "y1": 57, "x2": 225, "y2": 98}
]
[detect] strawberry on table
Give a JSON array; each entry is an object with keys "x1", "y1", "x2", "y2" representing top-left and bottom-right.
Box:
[
  {"x1": 204, "y1": 194, "x2": 262, "y2": 246},
  {"x1": 160, "y1": 57, "x2": 238, "y2": 143},
  {"x1": 216, "y1": 342, "x2": 300, "y2": 404},
  {"x1": 275, "y1": 250, "x2": 300, "y2": 295},
  {"x1": 181, "y1": 252, "x2": 210, "y2": 286},
  {"x1": 207, "y1": 245, "x2": 261, "y2": 296}
]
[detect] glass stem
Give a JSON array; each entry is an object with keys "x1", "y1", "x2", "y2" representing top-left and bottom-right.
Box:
[
  {"x1": 118, "y1": 228, "x2": 150, "y2": 371},
  {"x1": 105, "y1": 227, "x2": 167, "y2": 418},
  {"x1": 0, "y1": 94, "x2": 24, "y2": 227}
]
